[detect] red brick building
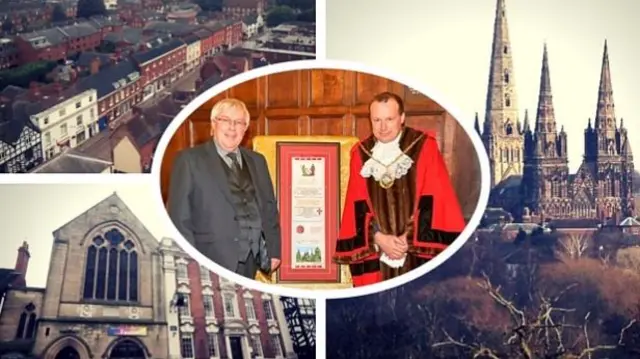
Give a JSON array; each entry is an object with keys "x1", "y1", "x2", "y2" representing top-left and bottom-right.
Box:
[
  {"x1": 118, "y1": 8, "x2": 164, "y2": 29},
  {"x1": 222, "y1": 0, "x2": 266, "y2": 18},
  {"x1": 15, "y1": 23, "x2": 100, "y2": 64},
  {"x1": 224, "y1": 20, "x2": 244, "y2": 47},
  {"x1": 159, "y1": 238, "x2": 297, "y2": 359},
  {"x1": 12, "y1": 16, "x2": 121, "y2": 64},
  {"x1": 194, "y1": 28, "x2": 214, "y2": 56},
  {"x1": 76, "y1": 58, "x2": 143, "y2": 126},
  {"x1": 204, "y1": 23, "x2": 226, "y2": 52},
  {"x1": 131, "y1": 38, "x2": 187, "y2": 100},
  {"x1": 0, "y1": 0, "x2": 55, "y2": 35}
]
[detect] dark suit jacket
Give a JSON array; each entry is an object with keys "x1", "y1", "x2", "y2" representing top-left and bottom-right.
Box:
[{"x1": 167, "y1": 141, "x2": 282, "y2": 272}]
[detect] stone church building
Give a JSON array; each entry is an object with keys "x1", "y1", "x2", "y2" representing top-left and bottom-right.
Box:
[
  {"x1": 0, "y1": 193, "x2": 299, "y2": 359},
  {"x1": 476, "y1": 0, "x2": 635, "y2": 223}
]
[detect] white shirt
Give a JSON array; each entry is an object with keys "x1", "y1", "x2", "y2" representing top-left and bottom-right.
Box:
[{"x1": 360, "y1": 132, "x2": 414, "y2": 183}]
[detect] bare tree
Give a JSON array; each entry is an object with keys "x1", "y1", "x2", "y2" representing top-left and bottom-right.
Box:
[
  {"x1": 615, "y1": 247, "x2": 640, "y2": 272},
  {"x1": 431, "y1": 273, "x2": 637, "y2": 358},
  {"x1": 557, "y1": 233, "x2": 591, "y2": 260}
]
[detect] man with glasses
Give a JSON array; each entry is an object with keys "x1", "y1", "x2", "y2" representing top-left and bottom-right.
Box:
[{"x1": 167, "y1": 98, "x2": 282, "y2": 280}]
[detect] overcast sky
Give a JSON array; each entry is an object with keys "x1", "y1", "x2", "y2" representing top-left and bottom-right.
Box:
[
  {"x1": 0, "y1": 183, "x2": 167, "y2": 288},
  {"x1": 327, "y1": 0, "x2": 640, "y2": 172}
]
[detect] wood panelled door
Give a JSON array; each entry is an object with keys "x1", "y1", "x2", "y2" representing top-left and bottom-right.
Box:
[{"x1": 159, "y1": 69, "x2": 483, "y2": 220}]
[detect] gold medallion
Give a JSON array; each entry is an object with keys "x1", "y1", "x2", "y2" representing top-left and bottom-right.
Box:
[{"x1": 379, "y1": 172, "x2": 395, "y2": 189}]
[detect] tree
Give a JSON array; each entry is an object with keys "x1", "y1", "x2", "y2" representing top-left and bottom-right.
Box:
[
  {"x1": 326, "y1": 233, "x2": 640, "y2": 358},
  {"x1": 431, "y1": 274, "x2": 637, "y2": 358},
  {"x1": 96, "y1": 41, "x2": 116, "y2": 53},
  {"x1": 514, "y1": 228, "x2": 527, "y2": 245},
  {"x1": 195, "y1": 0, "x2": 222, "y2": 12},
  {"x1": 276, "y1": 0, "x2": 314, "y2": 10},
  {"x1": 76, "y1": 0, "x2": 106, "y2": 19},
  {"x1": 266, "y1": 6, "x2": 296, "y2": 27},
  {"x1": 0, "y1": 61, "x2": 58, "y2": 88},
  {"x1": 557, "y1": 232, "x2": 592, "y2": 260},
  {"x1": 52, "y1": 4, "x2": 68, "y2": 22},
  {"x1": 297, "y1": 9, "x2": 315, "y2": 22},
  {"x1": 1, "y1": 19, "x2": 12, "y2": 33},
  {"x1": 615, "y1": 247, "x2": 640, "y2": 272}
]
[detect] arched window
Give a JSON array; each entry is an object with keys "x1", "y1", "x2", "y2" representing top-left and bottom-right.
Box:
[
  {"x1": 603, "y1": 177, "x2": 611, "y2": 197},
  {"x1": 551, "y1": 178, "x2": 561, "y2": 198},
  {"x1": 15, "y1": 303, "x2": 37, "y2": 339},
  {"x1": 505, "y1": 122, "x2": 513, "y2": 135},
  {"x1": 82, "y1": 228, "x2": 139, "y2": 302},
  {"x1": 505, "y1": 94, "x2": 511, "y2": 107}
]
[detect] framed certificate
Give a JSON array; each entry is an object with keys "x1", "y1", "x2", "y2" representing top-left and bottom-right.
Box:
[
  {"x1": 253, "y1": 136, "x2": 359, "y2": 290},
  {"x1": 277, "y1": 142, "x2": 339, "y2": 282}
]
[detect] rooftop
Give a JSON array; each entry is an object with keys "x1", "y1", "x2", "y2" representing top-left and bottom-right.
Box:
[
  {"x1": 30, "y1": 151, "x2": 112, "y2": 173},
  {"x1": 131, "y1": 38, "x2": 185, "y2": 65},
  {"x1": 19, "y1": 22, "x2": 100, "y2": 47},
  {"x1": 143, "y1": 21, "x2": 199, "y2": 36},
  {"x1": 103, "y1": 26, "x2": 144, "y2": 45},
  {"x1": 76, "y1": 60, "x2": 140, "y2": 99}
]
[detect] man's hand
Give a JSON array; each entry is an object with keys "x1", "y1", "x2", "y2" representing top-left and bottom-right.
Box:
[
  {"x1": 271, "y1": 258, "x2": 281, "y2": 272},
  {"x1": 396, "y1": 233, "x2": 409, "y2": 251},
  {"x1": 374, "y1": 233, "x2": 407, "y2": 259}
]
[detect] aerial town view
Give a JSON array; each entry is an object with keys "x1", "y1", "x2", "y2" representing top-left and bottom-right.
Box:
[{"x1": 0, "y1": 0, "x2": 315, "y2": 173}]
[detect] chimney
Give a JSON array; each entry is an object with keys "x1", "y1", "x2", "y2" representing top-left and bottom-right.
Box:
[
  {"x1": 29, "y1": 81, "x2": 40, "y2": 98},
  {"x1": 12, "y1": 241, "x2": 30, "y2": 288},
  {"x1": 70, "y1": 68, "x2": 78, "y2": 83},
  {"x1": 53, "y1": 81, "x2": 63, "y2": 93},
  {"x1": 90, "y1": 57, "x2": 101, "y2": 75}
]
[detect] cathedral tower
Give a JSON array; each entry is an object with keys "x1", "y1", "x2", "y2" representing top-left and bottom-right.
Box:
[
  {"x1": 481, "y1": 0, "x2": 525, "y2": 188},
  {"x1": 581, "y1": 41, "x2": 635, "y2": 219},
  {"x1": 521, "y1": 44, "x2": 570, "y2": 219}
]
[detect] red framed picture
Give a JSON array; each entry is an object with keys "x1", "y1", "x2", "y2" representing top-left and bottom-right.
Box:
[{"x1": 276, "y1": 142, "x2": 341, "y2": 283}]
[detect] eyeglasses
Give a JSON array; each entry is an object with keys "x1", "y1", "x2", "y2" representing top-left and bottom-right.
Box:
[{"x1": 215, "y1": 117, "x2": 247, "y2": 128}]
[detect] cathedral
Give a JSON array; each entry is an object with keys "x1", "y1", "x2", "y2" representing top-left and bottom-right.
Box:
[
  {"x1": 0, "y1": 193, "x2": 312, "y2": 359},
  {"x1": 476, "y1": 0, "x2": 635, "y2": 222}
]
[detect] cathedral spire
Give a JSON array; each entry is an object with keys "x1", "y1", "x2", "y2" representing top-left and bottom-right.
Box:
[
  {"x1": 482, "y1": 0, "x2": 524, "y2": 188},
  {"x1": 535, "y1": 43, "x2": 556, "y2": 135},
  {"x1": 483, "y1": 0, "x2": 519, "y2": 137},
  {"x1": 523, "y1": 109, "x2": 530, "y2": 133},
  {"x1": 595, "y1": 39, "x2": 616, "y2": 130}
]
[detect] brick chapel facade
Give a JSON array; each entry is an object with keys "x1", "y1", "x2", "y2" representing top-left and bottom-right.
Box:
[{"x1": 0, "y1": 193, "x2": 298, "y2": 359}]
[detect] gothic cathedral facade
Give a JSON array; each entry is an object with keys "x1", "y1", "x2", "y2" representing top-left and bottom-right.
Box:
[{"x1": 476, "y1": 0, "x2": 635, "y2": 221}]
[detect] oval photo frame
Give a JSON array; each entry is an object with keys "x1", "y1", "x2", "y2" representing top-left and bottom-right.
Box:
[{"x1": 151, "y1": 59, "x2": 491, "y2": 300}]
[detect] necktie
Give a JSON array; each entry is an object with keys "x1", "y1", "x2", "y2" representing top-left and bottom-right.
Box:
[{"x1": 226, "y1": 152, "x2": 241, "y2": 175}]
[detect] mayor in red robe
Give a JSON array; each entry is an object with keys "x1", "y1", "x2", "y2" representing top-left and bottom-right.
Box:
[{"x1": 332, "y1": 94, "x2": 466, "y2": 287}]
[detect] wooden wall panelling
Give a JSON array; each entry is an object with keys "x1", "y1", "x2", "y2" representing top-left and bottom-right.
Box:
[{"x1": 160, "y1": 69, "x2": 483, "y2": 222}]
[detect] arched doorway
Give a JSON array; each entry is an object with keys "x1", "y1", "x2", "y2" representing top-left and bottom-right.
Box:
[
  {"x1": 54, "y1": 347, "x2": 80, "y2": 359},
  {"x1": 108, "y1": 339, "x2": 146, "y2": 359}
]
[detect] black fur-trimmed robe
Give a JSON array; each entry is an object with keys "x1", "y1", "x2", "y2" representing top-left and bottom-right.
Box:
[{"x1": 333, "y1": 127, "x2": 466, "y2": 287}]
